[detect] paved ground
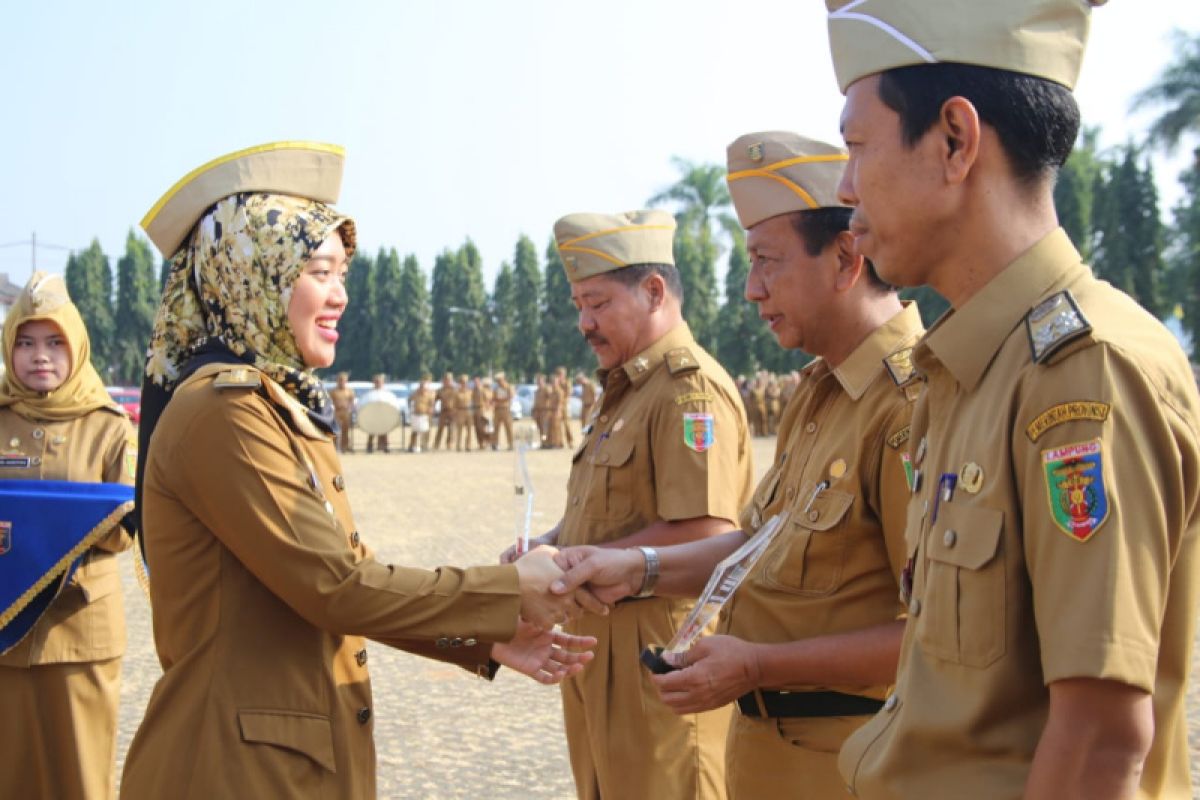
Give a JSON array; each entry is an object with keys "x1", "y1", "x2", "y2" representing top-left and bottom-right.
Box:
[{"x1": 114, "y1": 423, "x2": 1200, "y2": 798}]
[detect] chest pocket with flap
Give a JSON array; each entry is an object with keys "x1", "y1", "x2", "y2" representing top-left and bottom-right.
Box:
[
  {"x1": 762, "y1": 488, "x2": 854, "y2": 596},
  {"x1": 584, "y1": 433, "x2": 637, "y2": 519},
  {"x1": 917, "y1": 502, "x2": 1005, "y2": 668}
]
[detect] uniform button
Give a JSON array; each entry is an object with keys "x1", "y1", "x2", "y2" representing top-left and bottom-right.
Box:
[
  {"x1": 333, "y1": 475, "x2": 345, "y2": 491},
  {"x1": 599, "y1": 415, "x2": 608, "y2": 423},
  {"x1": 31, "y1": 456, "x2": 42, "y2": 466},
  {"x1": 356, "y1": 649, "x2": 368, "y2": 666},
  {"x1": 31, "y1": 428, "x2": 44, "y2": 440},
  {"x1": 805, "y1": 422, "x2": 817, "y2": 434},
  {"x1": 785, "y1": 487, "x2": 794, "y2": 499},
  {"x1": 450, "y1": 637, "x2": 463, "y2": 648},
  {"x1": 350, "y1": 530, "x2": 360, "y2": 546},
  {"x1": 807, "y1": 510, "x2": 820, "y2": 523},
  {"x1": 909, "y1": 598, "x2": 922, "y2": 617},
  {"x1": 356, "y1": 707, "x2": 372, "y2": 725},
  {"x1": 883, "y1": 694, "x2": 898, "y2": 712},
  {"x1": 464, "y1": 638, "x2": 477, "y2": 647},
  {"x1": 436, "y1": 637, "x2": 450, "y2": 649},
  {"x1": 943, "y1": 529, "x2": 957, "y2": 548}
]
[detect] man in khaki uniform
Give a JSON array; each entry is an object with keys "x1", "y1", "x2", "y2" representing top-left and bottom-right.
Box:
[
  {"x1": 473, "y1": 375, "x2": 494, "y2": 450},
  {"x1": 749, "y1": 376, "x2": 768, "y2": 436},
  {"x1": 555, "y1": 367, "x2": 575, "y2": 448},
  {"x1": 408, "y1": 374, "x2": 435, "y2": 452},
  {"x1": 492, "y1": 372, "x2": 515, "y2": 450},
  {"x1": 506, "y1": 210, "x2": 754, "y2": 800},
  {"x1": 553, "y1": 135, "x2": 922, "y2": 798},
  {"x1": 433, "y1": 372, "x2": 456, "y2": 450},
  {"x1": 453, "y1": 374, "x2": 474, "y2": 451},
  {"x1": 532, "y1": 373, "x2": 550, "y2": 445},
  {"x1": 763, "y1": 375, "x2": 782, "y2": 435},
  {"x1": 576, "y1": 371, "x2": 597, "y2": 428},
  {"x1": 543, "y1": 374, "x2": 565, "y2": 449},
  {"x1": 825, "y1": 3, "x2": 1200, "y2": 797},
  {"x1": 329, "y1": 371, "x2": 356, "y2": 453}
]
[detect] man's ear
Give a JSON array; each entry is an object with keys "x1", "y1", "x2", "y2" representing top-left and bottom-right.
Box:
[
  {"x1": 938, "y1": 96, "x2": 981, "y2": 185},
  {"x1": 643, "y1": 273, "x2": 667, "y2": 311},
  {"x1": 833, "y1": 230, "x2": 865, "y2": 292}
]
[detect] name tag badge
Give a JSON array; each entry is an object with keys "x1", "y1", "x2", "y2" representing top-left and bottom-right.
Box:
[{"x1": 0, "y1": 457, "x2": 31, "y2": 469}]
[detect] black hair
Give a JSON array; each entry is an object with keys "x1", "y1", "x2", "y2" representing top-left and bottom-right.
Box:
[
  {"x1": 786, "y1": 207, "x2": 894, "y2": 292},
  {"x1": 877, "y1": 63, "x2": 1080, "y2": 186},
  {"x1": 604, "y1": 262, "x2": 684, "y2": 302}
]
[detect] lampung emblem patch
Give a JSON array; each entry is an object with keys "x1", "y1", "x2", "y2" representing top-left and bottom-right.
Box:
[{"x1": 1042, "y1": 438, "x2": 1109, "y2": 542}]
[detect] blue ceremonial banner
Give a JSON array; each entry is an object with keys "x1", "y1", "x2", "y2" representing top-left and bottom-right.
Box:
[{"x1": 0, "y1": 480, "x2": 134, "y2": 654}]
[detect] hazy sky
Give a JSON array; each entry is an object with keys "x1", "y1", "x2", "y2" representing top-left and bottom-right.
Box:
[{"x1": 3, "y1": 1, "x2": 1198, "y2": 287}]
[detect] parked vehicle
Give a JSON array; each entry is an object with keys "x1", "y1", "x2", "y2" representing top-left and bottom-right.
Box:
[{"x1": 106, "y1": 386, "x2": 142, "y2": 424}]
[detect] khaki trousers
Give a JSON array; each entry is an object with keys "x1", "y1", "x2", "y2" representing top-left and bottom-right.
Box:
[
  {"x1": 0, "y1": 657, "x2": 122, "y2": 800},
  {"x1": 725, "y1": 709, "x2": 864, "y2": 799}
]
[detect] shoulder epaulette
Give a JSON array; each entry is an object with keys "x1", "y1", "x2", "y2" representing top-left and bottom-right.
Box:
[
  {"x1": 665, "y1": 347, "x2": 700, "y2": 377},
  {"x1": 883, "y1": 346, "x2": 917, "y2": 386},
  {"x1": 212, "y1": 368, "x2": 262, "y2": 390},
  {"x1": 1025, "y1": 290, "x2": 1092, "y2": 364}
]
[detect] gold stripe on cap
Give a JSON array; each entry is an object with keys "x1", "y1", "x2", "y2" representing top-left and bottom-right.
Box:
[
  {"x1": 558, "y1": 224, "x2": 675, "y2": 249},
  {"x1": 559, "y1": 245, "x2": 627, "y2": 267},
  {"x1": 726, "y1": 170, "x2": 820, "y2": 209},
  {"x1": 140, "y1": 141, "x2": 346, "y2": 230}
]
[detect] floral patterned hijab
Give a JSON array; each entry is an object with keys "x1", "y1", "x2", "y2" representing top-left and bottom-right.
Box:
[
  {"x1": 0, "y1": 272, "x2": 116, "y2": 422},
  {"x1": 144, "y1": 192, "x2": 355, "y2": 416}
]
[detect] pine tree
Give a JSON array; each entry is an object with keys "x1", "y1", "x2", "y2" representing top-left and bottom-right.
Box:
[
  {"x1": 491, "y1": 262, "x2": 516, "y2": 376},
  {"x1": 372, "y1": 247, "x2": 405, "y2": 378},
  {"x1": 1092, "y1": 145, "x2": 1166, "y2": 318},
  {"x1": 333, "y1": 251, "x2": 374, "y2": 378},
  {"x1": 396, "y1": 254, "x2": 433, "y2": 377},
  {"x1": 511, "y1": 235, "x2": 543, "y2": 380},
  {"x1": 454, "y1": 240, "x2": 491, "y2": 374},
  {"x1": 65, "y1": 238, "x2": 115, "y2": 379},
  {"x1": 542, "y1": 236, "x2": 592, "y2": 373},
  {"x1": 1168, "y1": 150, "x2": 1200, "y2": 356},
  {"x1": 714, "y1": 229, "x2": 759, "y2": 377},
  {"x1": 113, "y1": 230, "x2": 159, "y2": 384},
  {"x1": 1054, "y1": 128, "x2": 1102, "y2": 260},
  {"x1": 430, "y1": 249, "x2": 459, "y2": 375}
]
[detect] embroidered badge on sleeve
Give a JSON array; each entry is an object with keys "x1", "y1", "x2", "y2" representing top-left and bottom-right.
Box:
[
  {"x1": 682, "y1": 412, "x2": 714, "y2": 453},
  {"x1": 1042, "y1": 438, "x2": 1109, "y2": 542}
]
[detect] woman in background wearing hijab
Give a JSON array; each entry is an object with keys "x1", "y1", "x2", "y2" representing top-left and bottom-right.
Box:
[
  {"x1": 0, "y1": 272, "x2": 137, "y2": 800},
  {"x1": 121, "y1": 143, "x2": 597, "y2": 798}
]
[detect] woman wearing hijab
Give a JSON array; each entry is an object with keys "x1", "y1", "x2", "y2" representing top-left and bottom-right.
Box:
[
  {"x1": 120, "y1": 143, "x2": 597, "y2": 798},
  {"x1": 0, "y1": 272, "x2": 137, "y2": 800}
]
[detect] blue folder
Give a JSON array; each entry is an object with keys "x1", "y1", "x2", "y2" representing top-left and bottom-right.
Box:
[{"x1": 0, "y1": 480, "x2": 134, "y2": 654}]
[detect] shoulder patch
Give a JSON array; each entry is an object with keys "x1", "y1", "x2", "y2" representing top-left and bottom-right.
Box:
[
  {"x1": 213, "y1": 368, "x2": 262, "y2": 390},
  {"x1": 1025, "y1": 291, "x2": 1091, "y2": 364},
  {"x1": 886, "y1": 425, "x2": 911, "y2": 450},
  {"x1": 1042, "y1": 438, "x2": 1109, "y2": 542},
  {"x1": 883, "y1": 346, "x2": 917, "y2": 386},
  {"x1": 1025, "y1": 401, "x2": 1110, "y2": 442},
  {"x1": 665, "y1": 347, "x2": 701, "y2": 377},
  {"x1": 675, "y1": 391, "x2": 714, "y2": 406}
]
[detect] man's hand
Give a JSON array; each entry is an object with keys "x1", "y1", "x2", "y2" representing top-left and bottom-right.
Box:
[
  {"x1": 551, "y1": 546, "x2": 645, "y2": 606},
  {"x1": 651, "y1": 635, "x2": 762, "y2": 715},
  {"x1": 491, "y1": 619, "x2": 597, "y2": 685},
  {"x1": 514, "y1": 546, "x2": 608, "y2": 628}
]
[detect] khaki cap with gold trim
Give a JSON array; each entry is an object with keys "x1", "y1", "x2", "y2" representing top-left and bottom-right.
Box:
[
  {"x1": 826, "y1": 0, "x2": 1104, "y2": 93},
  {"x1": 554, "y1": 210, "x2": 676, "y2": 283},
  {"x1": 726, "y1": 132, "x2": 849, "y2": 229},
  {"x1": 141, "y1": 141, "x2": 345, "y2": 258}
]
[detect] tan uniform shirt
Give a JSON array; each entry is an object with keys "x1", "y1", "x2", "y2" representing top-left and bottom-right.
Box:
[
  {"x1": 436, "y1": 385, "x2": 456, "y2": 418},
  {"x1": 840, "y1": 230, "x2": 1200, "y2": 799},
  {"x1": 410, "y1": 387, "x2": 435, "y2": 416},
  {"x1": 559, "y1": 323, "x2": 754, "y2": 800},
  {"x1": 330, "y1": 386, "x2": 355, "y2": 415},
  {"x1": 0, "y1": 407, "x2": 134, "y2": 666},
  {"x1": 492, "y1": 384, "x2": 512, "y2": 417},
  {"x1": 121, "y1": 365, "x2": 521, "y2": 799}
]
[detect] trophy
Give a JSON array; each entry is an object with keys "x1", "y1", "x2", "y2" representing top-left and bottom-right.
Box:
[
  {"x1": 513, "y1": 425, "x2": 538, "y2": 555},
  {"x1": 640, "y1": 512, "x2": 790, "y2": 674}
]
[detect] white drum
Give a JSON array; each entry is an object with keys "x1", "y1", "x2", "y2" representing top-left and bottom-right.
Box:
[{"x1": 357, "y1": 401, "x2": 402, "y2": 435}]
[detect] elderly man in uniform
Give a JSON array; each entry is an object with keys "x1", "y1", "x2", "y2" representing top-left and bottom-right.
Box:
[
  {"x1": 433, "y1": 372, "x2": 456, "y2": 450},
  {"x1": 329, "y1": 371, "x2": 356, "y2": 453},
  {"x1": 552, "y1": 135, "x2": 922, "y2": 798},
  {"x1": 505, "y1": 209, "x2": 754, "y2": 800},
  {"x1": 453, "y1": 374, "x2": 474, "y2": 452},
  {"x1": 492, "y1": 372, "x2": 515, "y2": 450},
  {"x1": 408, "y1": 374, "x2": 435, "y2": 453},
  {"x1": 823, "y1": 3, "x2": 1200, "y2": 798}
]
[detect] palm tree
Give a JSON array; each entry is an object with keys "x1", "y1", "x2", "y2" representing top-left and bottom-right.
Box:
[
  {"x1": 647, "y1": 157, "x2": 738, "y2": 245},
  {"x1": 1130, "y1": 29, "x2": 1200, "y2": 159}
]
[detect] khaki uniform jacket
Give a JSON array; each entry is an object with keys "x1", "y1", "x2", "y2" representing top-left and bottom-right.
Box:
[
  {"x1": 492, "y1": 384, "x2": 512, "y2": 416},
  {"x1": 436, "y1": 385, "x2": 456, "y2": 420},
  {"x1": 0, "y1": 406, "x2": 134, "y2": 666},
  {"x1": 330, "y1": 386, "x2": 355, "y2": 415},
  {"x1": 121, "y1": 365, "x2": 520, "y2": 799},
  {"x1": 559, "y1": 323, "x2": 754, "y2": 800},
  {"x1": 839, "y1": 230, "x2": 1200, "y2": 799}
]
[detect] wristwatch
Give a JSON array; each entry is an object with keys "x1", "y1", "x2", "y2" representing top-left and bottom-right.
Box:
[{"x1": 633, "y1": 546, "x2": 660, "y2": 598}]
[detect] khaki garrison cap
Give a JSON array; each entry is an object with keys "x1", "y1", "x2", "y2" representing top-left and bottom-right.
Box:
[
  {"x1": 140, "y1": 141, "x2": 345, "y2": 258},
  {"x1": 826, "y1": 0, "x2": 1104, "y2": 93},
  {"x1": 726, "y1": 132, "x2": 849, "y2": 229},
  {"x1": 554, "y1": 210, "x2": 676, "y2": 283}
]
